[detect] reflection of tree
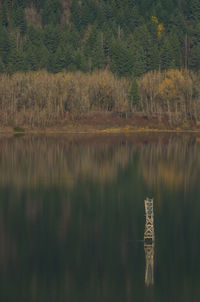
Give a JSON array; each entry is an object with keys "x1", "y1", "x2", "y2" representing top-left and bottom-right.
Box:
[
  {"x1": 139, "y1": 136, "x2": 200, "y2": 192},
  {"x1": 0, "y1": 135, "x2": 139, "y2": 301},
  {"x1": 0, "y1": 136, "x2": 131, "y2": 188},
  {"x1": 0, "y1": 134, "x2": 199, "y2": 300}
]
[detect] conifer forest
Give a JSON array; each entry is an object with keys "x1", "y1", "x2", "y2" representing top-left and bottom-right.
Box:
[{"x1": 1, "y1": 0, "x2": 200, "y2": 127}]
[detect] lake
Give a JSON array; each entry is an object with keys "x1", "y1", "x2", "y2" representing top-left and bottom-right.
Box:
[{"x1": 0, "y1": 133, "x2": 200, "y2": 302}]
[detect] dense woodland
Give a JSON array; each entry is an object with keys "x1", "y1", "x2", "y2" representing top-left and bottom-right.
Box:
[
  {"x1": 1, "y1": 0, "x2": 200, "y2": 126},
  {"x1": 0, "y1": 0, "x2": 200, "y2": 75}
]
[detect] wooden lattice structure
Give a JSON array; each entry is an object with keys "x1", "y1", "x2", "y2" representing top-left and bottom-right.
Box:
[
  {"x1": 144, "y1": 198, "x2": 155, "y2": 286},
  {"x1": 144, "y1": 198, "x2": 155, "y2": 243}
]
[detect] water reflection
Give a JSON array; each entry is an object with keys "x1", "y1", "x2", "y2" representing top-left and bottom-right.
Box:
[
  {"x1": 144, "y1": 198, "x2": 155, "y2": 287},
  {"x1": 0, "y1": 134, "x2": 199, "y2": 191},
  {"x1": 0, "y1": 134, "x2": 199, "y2": 301},
  {"x1": 0, "y1": 135, "x2": 131, "y2": 188},
  {"x1": 139, "y1": 136, "x2": 200, "y2": 192}
]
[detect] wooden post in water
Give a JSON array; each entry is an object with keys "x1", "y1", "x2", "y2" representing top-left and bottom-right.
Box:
[
  {"x1": 144, "y1": 198, "x2": 155, "y2": 286},
  {"x1": 144, "y1": 198, "x2": 154, "y2": 243}
]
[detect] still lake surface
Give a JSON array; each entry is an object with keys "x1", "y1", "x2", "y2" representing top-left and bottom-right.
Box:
[{"x1": 0, "y1": 133, "x2": 200, "y2": 302}]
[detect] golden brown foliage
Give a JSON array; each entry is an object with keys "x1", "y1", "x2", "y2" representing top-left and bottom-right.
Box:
[
  {"x1": 138, "y1": 69, "x2": 200, "y2": 123},
  {"x1": 0, "y1": 69, "x2": 200, "y2": 128},
  {"x1": 0, "y1": 70, "x2": 129, "y2": 127}
]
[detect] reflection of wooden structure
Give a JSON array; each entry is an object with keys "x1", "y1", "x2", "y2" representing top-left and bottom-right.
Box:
[{"x1": 144, "y1": 198, "x2": 155, "y2": 286}]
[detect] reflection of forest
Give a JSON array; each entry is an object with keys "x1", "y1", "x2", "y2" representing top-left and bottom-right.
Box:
[
  {"x1": 0, "y1": 135, "x2": 131, "y2": 188},
  {"x1": 0, "y1": 135, "x2": 199, "y2": 190},
  {"x1": 139, "y1": 136, "x2": 200, "y2": 191},
  {"x1": 0, "y1": 134, "x2": 200, "y2": 301},
  {"x1": 0, "y1": 135, "x2": 139, "y2": 301}
]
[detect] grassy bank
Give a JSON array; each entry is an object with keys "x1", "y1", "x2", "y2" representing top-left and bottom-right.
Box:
[{"x1": 0, "y1": 69, "x2": 200, "y2": 132}]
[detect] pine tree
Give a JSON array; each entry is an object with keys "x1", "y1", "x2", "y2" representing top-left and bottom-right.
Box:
[
  {"x1": 71, "y1": 0, "x2": 82, "y2": 31},
  {"x1": 134, "y1": 24, "x2": 158, "y2": 71},
  {"x1": 132, "y1": 45, "x2": 147, "y2": 77},
  {"x1": 91, "y1": 32, "x2": 106, "y2": 70},
  {"x1": 128, "y1": 77, "x2": 140, "y2": 110},
  {"x1": 74, "y1": 48, "x2": 88, "y2": 72},
  {"x1": 54, "y1": 46, "x2": 66, "y2": 72},
  {"x1": 160, "y1": 34, "x2": 181, "y2": 70},
  {"x1": 189, "y1": 43, "x2": 200, "y2": 71},
  {"x1": 42, "y1": 0, "x2": 62, "y2": 26},
  {"x1": 110, "y1": 38, "x2": 133, "y2": 76},
  {"x1": 0, "y1": 57, "x2": 5, "y2": 73},
  {"x1": 63, "y1": 44, "x2": 75, "y2": 70},
  {"x1": 11, "y1": 6, "x2": 27, "y2": 34},
  {"x1": 25, "y1": 44, "x2": 39, "y2": 70},
  {"x1": 189, "y1": 0, "x2": 200, "y2": 22},
  {"x1": 69, "y1": 24, "x2": 81, "y2": 49},
  {"x1": 9, "y1": 48, "x2": 27, "y2": 72},
  {"x1": 44, "y1": 25, "x2": 61, "y2": 54},
  {"x1": 160, "y1": 37, "x2": 175, "y2": 70},
  {"x1": 0, "y1": 5, "x2": 8, "y2": 28},
  {"x1": 81, "y1": 0, "x2": 98, "y2": 29},
  {"x1": 0, "y1": 28, "x2": 10, "y2": 65}
]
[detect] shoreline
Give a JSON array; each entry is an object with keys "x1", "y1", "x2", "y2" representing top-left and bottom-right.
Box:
[{"x1": 1, "y1": 125, "x2": 200, "y2": 135}]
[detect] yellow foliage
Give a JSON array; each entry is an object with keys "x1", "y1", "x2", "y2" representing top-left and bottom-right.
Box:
[
  {"x1": 152, "y1": 16, "x2": 158, "y2": 24},
  {"x1": 152, "y1": 16, "x2": 164, "y2": 37},
  {"x1": 137, "y1": 69, "x2": 200, "y2": 120},
  {"x1": 158, "y1": 69, "x2": 191, "y2": 101},
  {"x1": 124, "y1": 125, "x2": 131, "y2": 131},
  {"x1": 83, "y1": 24, "x2": 92, "y2": 42},
  {"x1": 157, "y1": 23, "x2": 164, "y2": 37}
]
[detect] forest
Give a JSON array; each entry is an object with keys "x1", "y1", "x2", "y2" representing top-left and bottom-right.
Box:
[{"x1": 0, "y1": 0, "x2": 200, "y2": 128}]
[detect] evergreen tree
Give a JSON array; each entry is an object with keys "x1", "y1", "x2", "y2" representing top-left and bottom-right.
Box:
[
  {"x1": 54, "y1": 46, "x2": 67, "y2": 72},
  {"x1": 0, "y1": 57, "x2": 5, "y2": 73},
  {"x1": 73, "y1": 48, "x2": 88, "y2": 71},
  {"x1": 134, "y1": 24, "x2": 158, "y2": 71},
  {"x1": 81, "y1": 0, "x2": 98, "y2": 29},
  {"x1": 0, "y1": 28, "x2": 11, "y2": 65},
  {"x1": 11, "y1": 6, "x2": 27, "y2": 34},
  {"x1": 42, "y1": 0, "x2": 62, "y2": 26},
  {"x1": 189, "y1": 43, "x2": 200, "y2": 71},
  {"x1": 33, "y1": 0, "x2": 46, "y2": 10},
  {"x1": 132, "y1": 45, "x2": 147, "y2": 77},
  {"x1": 0, "y1": 5, "x2": 8, "y2": 27},
  {"x1": 63, "y1": 44, "x2": 75, "y2": 70},
  {"x1": 9, "y1": 48, "x2": 27, "y2": 72},
  {"x1": 110, "y1": 38, "x2": 133, "y2": 76},
  {"x1": 128, "y1": 77, "x2": 140, "y2": 110},
  {"x1": 68, "y1": 24, "x2": 81, "y2": 49},
  {"x1": 160, "y1": 37, "x2": 176, "y2": 70},
  {"x1": 44, "y1": 25, "x2": 61, "y2": 54},
  {"x1": 71, "y1": 0, "x2": 82, "y2": 31},
  {"x1": 90, "y1": 32, "x2": 106, "y2": 70},
  {"x1": 189, "y1": 0, "x2": 200, "y2": 22}
]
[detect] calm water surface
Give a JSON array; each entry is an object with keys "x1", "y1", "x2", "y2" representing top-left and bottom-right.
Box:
[{"x1": 0, "y1": 133, "x2": 200, "y2": 302}]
